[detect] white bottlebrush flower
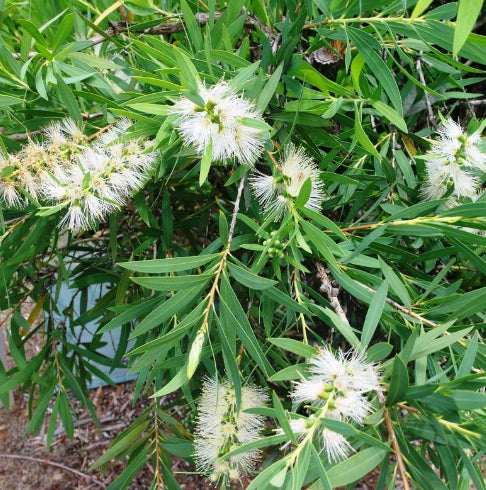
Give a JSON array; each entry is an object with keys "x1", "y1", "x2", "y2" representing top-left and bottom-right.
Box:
[
  {"x1": 1, "y1": 117, "x2": 155, "y2": 230},
  {"x1": 172, "y1": 81, "x2": 267, "y2": 164},
  {"x1": 288, "y1": 346, "x2": 380, "y2": 461},
  {"x1": 309, "y1": 348, "x2": 381, "y2": 395},
  {"x1": 290, "y1": 377, "x2": 328, "y2": 406},
  {"x1": 422, "y1": 118, "x2": 486, "y2": 203},
  {"x1": 0, "y1": 180, "x2": 23, "y2": 207},
  {"x1": 284, "y1": 347, "x2": 381, "y2": 463},
  {"x1": 194, "y1": 377, "x2": 268, "y2": 484},
  {"x1": 321, "y1": 428, "x2": 352, "y2": 462},
  {"x1": 250, "y1": 144, "x2": 324, "y2": 218}
]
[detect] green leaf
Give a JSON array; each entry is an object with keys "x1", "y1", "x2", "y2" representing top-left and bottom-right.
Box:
[
  {"x1": 325, "y1": 447, "x2": 387, "y2": 487},
  {"x1": 361, "y1": 280, "x2": 388, "y2": 348},
  {"x1": 220, "y1": 276, "x2": 274, "y2": 376},
  {"x1": 125, "y1": 103, "x2": 170, "y2": 115},
  {"x1": 55, "y1": 74, "x2": 81, "y2": 123},
  {"x1": 199, "y1": 141, "x2": 213, "y2": 186},
  {"x1": 52, "y1": 12, "x2": 73, "y2": 52},
  {"x1": 457, "y1": 332, "x2": 479, "y2": 378},
  {"x1": 309, "y1": 444, "x2": 332, "y2": 490},
  {"x1": 295, "y1": 177, "x2": 312, "y2": 209},
  {"x1": 90, "y1": 419, "x2": 150, "y2": 469},
  {"x1": 0, "y1": 95, "x2": 24, "y2": 108},
  {"x1": 268, "y1": 338, "x2": 317, "y2": 358},
  {"x1": 354, "y1": 106, "x2": 380, "y2": 158},
  {"x1": 410, "y1": 326, "x2": 473, "y2": 360},
  {"x1": 98, "y1": 296, "x2": 160, "y2": 334},
  {"x1": 387, "y1": 355, "x2": 409, "y2": 406},
  {"x1": 348, "y1": 28, "x2": 402, "y2": 115},
  {"x1": 268, "y1": 363, "x2": 307, "y2": 382},
  {"x1": 311, "y1": 305, "x2": 362, "y2": 351},
  {"x1": 227, "y1": 262, "x2": 277, "y2": 290},
  {"x1": 378, "y1": 257, "x2": 411, "y2": 308},
  {"x1": 130, "y1": 274, "x2": 213, "y2": 291},
  {"x1": 119, "y1": 254, "x2": 219, "y2": 273},
  {"x1": 448, "y1": 237, "x2": 486, "y2": 276},
  {"x1": 180, "y1": 0, "x2": 203, "y2": 51},
  {"x1": 412, "y1": 0, "x2": 435, "y2": 17},
  {"x1": 451, "y1": 390, "x2": 486, "y2": 410},
  {"x1": 173, "y1": 46, "x2": 200, "y2": 91},
  {"x1": 453, "y1": 0, "x2": 484, "y2": 56},
  {"x1": 257, "y1": 63, "x2": 283, "y2": 111},
  {"x1": 153, "y1": 367, "x2": 189, "y2": 398},
  {"x1": 371, "y1": 100, "x2": 408, "y2": 133},
  {"x1": 129, "y1": 284, "x2": 207, "y2": 338}
]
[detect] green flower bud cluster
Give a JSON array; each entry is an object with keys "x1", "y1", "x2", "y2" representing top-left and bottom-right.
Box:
[{"x1": 263, "y1": 230, "x2": 285, "y2": 258}]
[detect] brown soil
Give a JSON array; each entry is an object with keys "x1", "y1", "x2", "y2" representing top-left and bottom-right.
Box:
[{"x1": 0, "y1": 384, "x2": 204, "y2": 490}]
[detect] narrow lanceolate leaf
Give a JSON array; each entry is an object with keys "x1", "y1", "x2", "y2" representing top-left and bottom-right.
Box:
[
  {"x1": 387, "y1": 355, "x2": 409, "y2": 406},
  {"x1": 354, "y1": 106, "x2": 380, "y2": 158},
  {"x1": 130, "y1": 273, "x2": 213, "y2": 291},
  {"x1": 411, "y1": 0, "x2": 435, "y2": 18},
  {"x1": 324, "y1": 448, "x2": 387, "y2": 487},
  {"x1": 361, "y1": 280, "x2": 388, "y2": 348},
  {"x1": 118, "y1": 254, "x2": 220, "y2": 273},
  {"x1": 227, "y1": 262, "x2": 277, "y2": 290},
  {"x1": 257, "y1": 62, "x2": 283, "y2": 111},
  {"x1": 348, "y1": 28, "x2": 403, "y2": 115},
  {"x1": 129, "y1": 284, "x2": 208, "y2": 338},
  {"x1": 268, "y1": 338, "x2": 317, "y2": 358},
  {"x1": 453, "y1": 0, "x2": 484, "y2": 56},
  {"x1": 199, "y1": 141, "x2": 213, "y2": 186}
]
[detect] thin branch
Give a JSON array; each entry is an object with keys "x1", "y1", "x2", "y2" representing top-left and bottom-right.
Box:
[
  {"x1": 315, "y1": 261, "x2": 351, "y2": 326},
  {"x1": 396, "y1": 402, "x2": 420, "y2": 414},
  {"x1": 416, "y1": 53, "x2": 436, "y2": 126},
  {"x1": 382, "y1": 408, "x2": 412, "y2": 490},
  {"x1": 359, "y1": 281, "x2": 437, "y2": 328},
  {"x1": 191, "y1": 175, "x2": 247, "y2": 371},
  {"x1": 227, "y1": 174, "x2": 247, "y2": 246},
  {"x1": 0, "y1": 453, "x2": 107, "y2": 488}
]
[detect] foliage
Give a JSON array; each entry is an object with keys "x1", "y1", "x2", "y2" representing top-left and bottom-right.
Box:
[{"x1": 1, "y1": 0, "x2": 486, "y2": 488}]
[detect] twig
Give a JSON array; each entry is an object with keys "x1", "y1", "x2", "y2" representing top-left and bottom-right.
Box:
[
  {"x1": 0, "y1": 453, "x2": 107, "y2": 488},
  {"x1": 396, "y1": 402, "x2": 420, "y2": 414},
  {"x1": 382, "y1": 408, "x2": 411, "y2": 490},
  {"x1": 416, "y1": 53, "x2": 436, "y2": 126},
  {"x1": 227, "y1": 174, "x2": 246, "y2": 244},
  {"x1": 315, "y1": 261, "x2": 351, "y2": 326},
  {"x1": 190, "y1": 175, "x2": 247, "y2": 374},
  {"x1": 359, "y1": 282, "x2": 437, "y2": 328}
]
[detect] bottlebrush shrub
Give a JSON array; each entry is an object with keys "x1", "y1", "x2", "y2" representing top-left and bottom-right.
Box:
[{"x1": 1, "y1": 1, "x2": 486, "y2": 489}]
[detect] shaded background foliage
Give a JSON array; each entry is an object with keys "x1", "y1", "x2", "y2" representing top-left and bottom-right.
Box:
[{"x1": 1, "y1": 0, "x2": 486, "y2": 488}]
